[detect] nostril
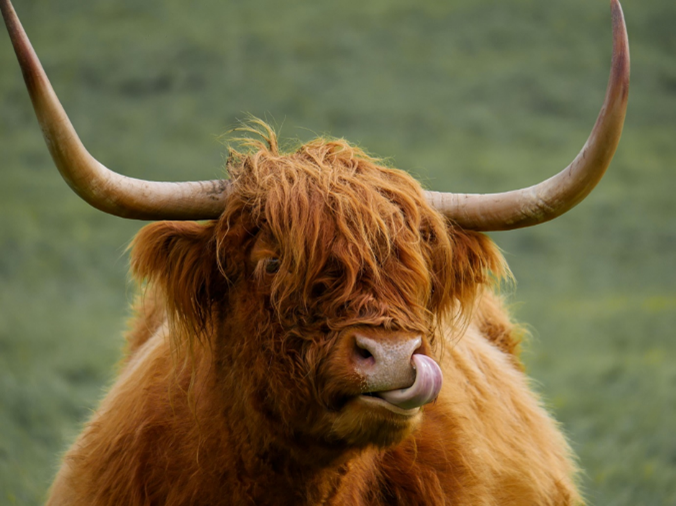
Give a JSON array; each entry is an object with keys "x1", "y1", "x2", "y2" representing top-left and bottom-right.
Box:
[
  {"x1": 356, "y1": 346, "x2": 373, "y2": 360},
  {"x1": 354, "y1": 336, "x2": 377, "y2": 366}
]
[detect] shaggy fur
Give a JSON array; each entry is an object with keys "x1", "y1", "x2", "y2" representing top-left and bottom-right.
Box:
[{"x1": 47, "y1": 124, "x2": 581, "y2": 505}]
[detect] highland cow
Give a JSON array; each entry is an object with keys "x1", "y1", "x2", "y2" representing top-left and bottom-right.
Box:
[{"x1": 1, "y1": 0, "x2": 629, "y2": 504}]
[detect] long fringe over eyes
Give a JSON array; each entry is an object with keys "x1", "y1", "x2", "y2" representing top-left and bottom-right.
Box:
[{"x1": 215, "y1": 123, "x2": 508, "y2": 336}]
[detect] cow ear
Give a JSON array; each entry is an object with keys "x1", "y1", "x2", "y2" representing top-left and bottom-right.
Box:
[
  {"x1": 130, "y1": 221, "x2": 224, "y2": 337},
  {"x1": 447, "y1": 227, "x2": 509, "y2": 312}
]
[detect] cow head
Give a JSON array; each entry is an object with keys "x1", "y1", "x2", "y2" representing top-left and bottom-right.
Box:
[{"x1": 129, "y1": 127, "x2": 504, "y2": 449}]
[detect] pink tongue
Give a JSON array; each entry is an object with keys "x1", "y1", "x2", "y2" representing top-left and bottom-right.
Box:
[{"x1": 377, "y1": 354, "x2": 443, "y2": 410}]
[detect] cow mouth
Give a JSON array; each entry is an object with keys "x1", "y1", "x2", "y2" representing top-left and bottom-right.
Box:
[{"x1": 359, "y1": 354, "x2": 443, "y2": 414}]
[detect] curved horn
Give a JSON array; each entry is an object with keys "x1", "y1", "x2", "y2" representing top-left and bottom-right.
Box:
[
  {"x1": 1, "y1": 0, "x2": 229, "y2": 220},
  {"x1": 426, "y1": 0, "x2": 630, "y2": 231}
]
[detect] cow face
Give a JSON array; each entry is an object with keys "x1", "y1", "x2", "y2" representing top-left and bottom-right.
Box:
[{"x1": 131, "y1": 129, "x2": 504, "y2": 452}]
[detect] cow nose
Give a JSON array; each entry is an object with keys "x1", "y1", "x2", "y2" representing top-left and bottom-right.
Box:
[{"x1": 353, "y1": 334, "x2": 422, "y2": 392}]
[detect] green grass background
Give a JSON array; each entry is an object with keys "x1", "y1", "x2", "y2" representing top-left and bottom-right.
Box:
[{"x1": 1, "y1": 0, "x2": 674, "y2": 503}]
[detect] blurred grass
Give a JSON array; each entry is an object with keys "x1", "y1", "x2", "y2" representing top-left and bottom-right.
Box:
[{"x1": 1, "y1": 0, "x2": 675, "y2": 504}]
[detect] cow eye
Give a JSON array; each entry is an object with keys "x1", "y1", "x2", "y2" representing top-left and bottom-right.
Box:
[{"x1": 264, "y1": 258, "x2": 280, "y2": 274}]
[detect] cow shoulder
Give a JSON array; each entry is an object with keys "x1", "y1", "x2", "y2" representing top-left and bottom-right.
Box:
[
  {"x1": 124, "y1": 285, "x2": 167, "y2": 358},
  {"x1": 474, "y1": 289, "x2": 525, "y2": 362}
]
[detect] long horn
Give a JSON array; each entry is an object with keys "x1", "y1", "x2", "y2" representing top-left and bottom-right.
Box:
[
  {"x1": 426, "y1": 0, "x2": 630, "y2": 231},
  {"x1": 1, "y1": 0, "x2": 229, "y2": 220}
]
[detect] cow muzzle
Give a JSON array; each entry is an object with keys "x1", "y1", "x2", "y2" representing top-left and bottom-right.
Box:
[{"x1": 353, "y1": 334, "x2": 443, "y2": 412}]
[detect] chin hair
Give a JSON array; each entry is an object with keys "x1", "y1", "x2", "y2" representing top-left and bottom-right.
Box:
[{"x1": 327, "y1": 400, "x2": 423, "y2": 448}]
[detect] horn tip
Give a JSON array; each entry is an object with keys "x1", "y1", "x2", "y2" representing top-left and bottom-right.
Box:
[
  {"x1": 610, "y1": 0, "x2": 630, "y2": 97},
  {"x1": 1, "y1": 0, "x2": 45, "y2": 100}
]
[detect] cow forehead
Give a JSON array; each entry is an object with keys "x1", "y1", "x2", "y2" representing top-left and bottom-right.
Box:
[{"x1": 249, "y1": 198, "x2": 439, "y2": 275}]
